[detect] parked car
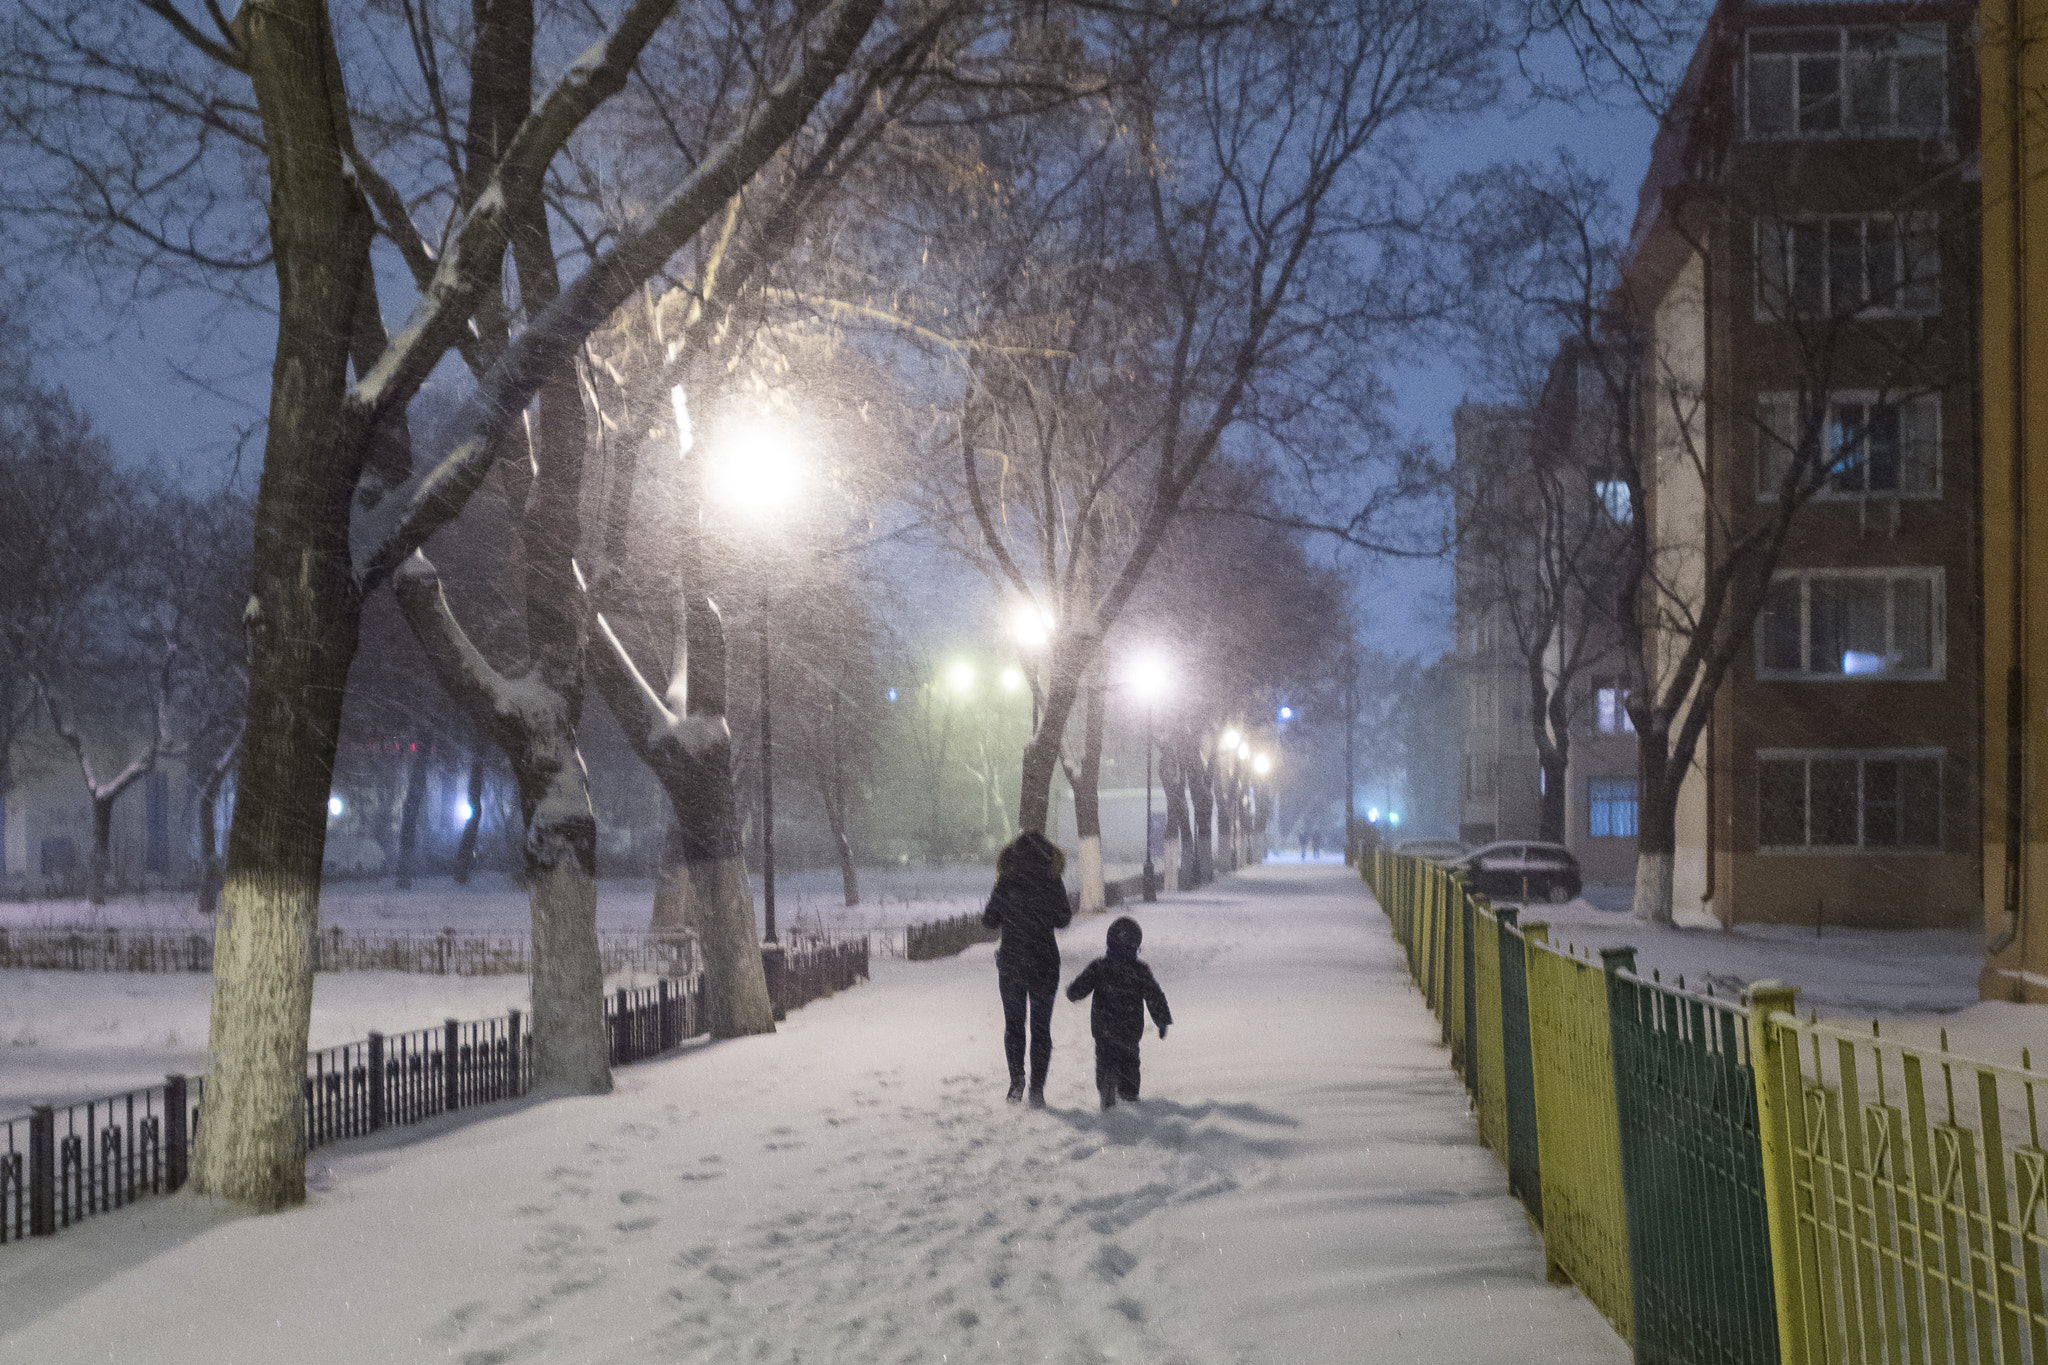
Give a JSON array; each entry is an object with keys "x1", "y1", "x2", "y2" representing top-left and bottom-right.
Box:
[
  {"x1": 1452, "y1": 841, "x2": 1583, "y2": 904},
  {"x1": 1392, "y1": 838, "x2": 1468, "y2": 865}
]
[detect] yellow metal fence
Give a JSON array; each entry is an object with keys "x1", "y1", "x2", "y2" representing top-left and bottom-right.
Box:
[{"x1": 1366, "y1": 849, "x2": 2048, "y2": 1365}]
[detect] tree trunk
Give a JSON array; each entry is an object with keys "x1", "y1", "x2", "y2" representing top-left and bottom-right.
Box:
[
  {"x1": 454, "y1": 756, "x2": 485, "y2": 884},
  {"x1": 394, "y1": 736, "x2": 430, "y2": 889},
  {"x1": 1017, "y1": 631, "x2": 1095, "y2": 834},
  {"x1": 1631, "y1": 728, "x2": 1679, "y2": 924},
  {"x1": 198, "y1": 758, "x2": 227, "y2": 913},
  {"x1": 652, "y1": 819, "x2": 690, "y2": 932},
  {"x1": 1069, "y1": 666, "x2": 1106, "y2": 913},
  {"x1": 1159, "y1": 740, "x2": 1190, "y2": 892},
  {"x1": 1182, "y1": 732, "x2": 1214, "y2": 886},
  {"x1": 1538, "y1": 750, "x2": 1568, "y2": 846},
  {"x1": 394, "y1": 558, "x2": 612, "y2": 1095},
  {"x1": 88, "y1": 792, "x2": 113, "y2": 906},
  {"x1": 194, "y1": 0, "x2": 374, "y2": 1212},
  {"x1": 591, "y1": 589, "x2": 774, "y2": 1038}
]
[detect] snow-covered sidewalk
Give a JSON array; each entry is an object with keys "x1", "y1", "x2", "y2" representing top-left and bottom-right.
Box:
[{"x1": 0, "y1": 864, "x2": 1626, "y2": 1364}]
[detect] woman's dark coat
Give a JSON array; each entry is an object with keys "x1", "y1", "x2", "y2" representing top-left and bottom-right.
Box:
[{"x1": 981, "y1": 831, "x2": 1073, "y2": 990}]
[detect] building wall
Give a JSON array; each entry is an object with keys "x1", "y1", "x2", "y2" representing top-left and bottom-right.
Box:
[{"x1": 1979, "y1": 0, "x2": 2048, "y2": 992}]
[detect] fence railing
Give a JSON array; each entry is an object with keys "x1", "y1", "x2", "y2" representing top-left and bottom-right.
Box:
[
  {"x1": 0, "y1": 925, "x2": 700, "y2": 977},
  {"x1": 4, "y1": 936, "x2": 869, "y2": 1246},
  {"x1": 905, "y1": 912, "x2": 1001, "y2": 961},
  {"x1": 1369, "y1": 849, "x2": 1780, "y2": 1362},
  {"x1": 1370, "y1": 848, "x2": 2048, "y2": 1365}
]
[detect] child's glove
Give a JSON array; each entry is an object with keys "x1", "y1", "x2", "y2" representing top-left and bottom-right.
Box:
[{"x1": 1158, "y1": 1024, "x2": 1168, "y2": 1040}]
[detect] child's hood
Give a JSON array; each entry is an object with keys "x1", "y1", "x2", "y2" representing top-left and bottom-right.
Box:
[{"x1": 1106, "y1": 915, "x2": 1142, "y2": 961}]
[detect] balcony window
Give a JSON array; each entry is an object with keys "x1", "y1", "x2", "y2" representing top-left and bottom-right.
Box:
[
  {"x1": 1745, "y1": 26, "x2": 1945, "y2": 139},
  {"x1": 1757, "y1": 750, "x2": 1941, "y2": 850},
  {"x1": 1756, "y1": 215, "x2": 1939, "y2": 320},
  {"x1": 1756, "y1": 392, "x2": 1939, "y2": 498},
  {"x1": 1756, "y1": 569, "x2": 1942, "y2": 680},
  {"x1": 1593, "y1": 678, "x2": 1636, "y2": 734},
  {"x1": 1588, "y1": 779, "x2": 1639, "y2": 838}
]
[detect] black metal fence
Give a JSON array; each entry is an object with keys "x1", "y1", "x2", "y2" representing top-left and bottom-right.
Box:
[
  {"x1": 2, "y1": 1076, "x2": 200, "y2": 1242},
  {"x1": 0, "y1": 925, "x2": 699, "y2": 977},
  {"x1": 905, "y1": 913, "x2": 1000, "y2": 961},
  {"x1": 4, "y1": 936, "x2": 871, "y2": 1245}
]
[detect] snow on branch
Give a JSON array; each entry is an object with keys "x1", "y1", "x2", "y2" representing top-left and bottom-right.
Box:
[{"x1": 352, "y1": 0, "x2": 888, "y2": 593}]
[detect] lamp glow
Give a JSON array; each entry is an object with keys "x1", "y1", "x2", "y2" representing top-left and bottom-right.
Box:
[
  {"x1": 999, "y1": 666, "x2": 1024, "y2": 691},
  {"x1": 1237, "y1": 742, "x2": 1251, "y2": 760},
  {"x1": 1251, "y1": 753, "x2": 1272, "y2": 776},
  {"x1": 1127, "y1": 653, "x2": 1171, "y2": 701},
  {"x1": 706, "y1": 421, "x2": 802, "y2": 515},
  {"x1": 327, "y1": 796, "x2": 345, "y2": 818},
  {"x1": 1010, "y1": 604, "x2": 1054, "y2": 648},
  {"x1": 1388, "y1": 811, "x2": 1401, "y2": 827},
  {"x1": 1277, "y1": 705, "x2": 1294, "y2": 721},
  {"x1": 1221, "y1": 727, "x2": 1242, "y2": 750},
  {"x1": 1367, "y1": 807, "x2": 1380, "y2": 823},
  {"x1": 948, "y1": 661, "x2": 975, "y2": 693},
  {"x1": 454, "y1": 798, "x2": 473, "y2": 823}
]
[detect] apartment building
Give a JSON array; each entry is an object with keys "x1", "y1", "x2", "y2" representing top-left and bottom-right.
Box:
[
  {"x1": 1621, "y1": 0, "x2": 1982, "y2": 928},
  {"x1": 1454, "y1": 359, "x2": 1642, "y2": 887}
]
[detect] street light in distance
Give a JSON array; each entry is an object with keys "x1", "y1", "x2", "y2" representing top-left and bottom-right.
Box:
[
  {"x1": 948, "y1": 660, "x2": 976, "y2": 694},
  {"x1": 1127, "y1": 653, "x2": 1172, "y2": 903}
]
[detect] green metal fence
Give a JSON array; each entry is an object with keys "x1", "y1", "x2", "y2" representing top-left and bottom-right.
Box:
[
  {"x1": 1608, "y1": 956, "x2": 1781, "y2": 1365},
  {"x1": 1367, "y1": 850, "x2": 1785, "y2": 1364},
  {"x1": 1498, "y1": 906, "x2": 1545, "y2": 1222}
]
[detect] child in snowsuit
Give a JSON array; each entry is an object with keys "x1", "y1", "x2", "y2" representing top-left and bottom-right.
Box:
[{"x1": 1065, "y1": 916, "x2": 1172, "y2": 1110}]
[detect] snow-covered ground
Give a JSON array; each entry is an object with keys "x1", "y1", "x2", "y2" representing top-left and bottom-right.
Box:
[
  {"x1": 0, "y1": 969, "x2": 549, "y2": 1117},
  {"x1": 0, "y1": 864, "x2": 1630, "y2": 1364}
]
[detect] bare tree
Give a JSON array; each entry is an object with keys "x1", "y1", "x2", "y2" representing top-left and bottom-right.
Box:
[
  {"x1": 2, "y1": 0, "x2": 894, "y2": 1208},
  {"x1": 921, "y1": 0, "x2": 1495, "y2": 843}
]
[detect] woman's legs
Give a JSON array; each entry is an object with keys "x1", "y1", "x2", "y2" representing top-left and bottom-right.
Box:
[
  {"x1": 1026, "y1": 984, "x2": 1055, "y2": 1093},
  {"x1": 999, "y1": 973, "x2": 1029, "y2": 1085}
]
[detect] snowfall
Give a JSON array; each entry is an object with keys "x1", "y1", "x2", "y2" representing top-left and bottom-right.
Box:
[{"x1": 0, "y1": 859, "x2": 2026, "y2": 1363}]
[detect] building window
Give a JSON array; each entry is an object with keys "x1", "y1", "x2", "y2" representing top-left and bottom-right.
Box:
[
  {"x1": 1589, "y1": 779, "x2": 1639, "y2": 838},
  {"x1": 1756, "y1": 393, "x2": 1940, "y2": 499},
  {"x1": 1593, "y1": 678, "x2": 1635, "y2": 734},
  {"x1": 1757, "y1": 569, "x2": 1942, "y2": 679},
  {"x1": 1757, "y1": 750, "x2": 1941, "y2": 849},
  {"x1": 1755, "y1": 216, "x2": 1939, "y2": 320},
  {"x1": 1594, "y1": 477, "x2": 1634, "y2": 524},
  {"x1": 1744, "y1": 26, "x2": 1946, "y2": 139},
  {"x1": 1465, "y1": 754, "x2": 1497, "y2": 800}
]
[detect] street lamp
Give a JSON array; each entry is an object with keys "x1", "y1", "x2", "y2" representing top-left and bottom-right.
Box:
[
  {"x1": 708, "y1": 420, "x2": 803, "y2": 945},
  {"x1": 948, "y1": 660, "x2": 976, "y2": 694},
  {"x1": 1127, "y1": 653, "x2": 1171, "y2": 902}
]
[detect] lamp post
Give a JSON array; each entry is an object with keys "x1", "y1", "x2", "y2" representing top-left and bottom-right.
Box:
[
  {"x1": 708, "y1": 420, "x2": 802, "y2": 946},
  {"x1": 1128, "y1": 655, "x2": 1170, "y2": 902}
]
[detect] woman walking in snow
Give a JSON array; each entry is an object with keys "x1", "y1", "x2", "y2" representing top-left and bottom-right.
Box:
[{"x1": 981, "y1": 830, "x2": 1073, "y2": 1107}]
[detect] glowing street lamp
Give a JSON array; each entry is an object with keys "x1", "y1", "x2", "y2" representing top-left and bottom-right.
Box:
[
  {"x1": 1220, "y1": 727, "x2": 1242, "y2": 752},
  {"x1": 999, "y1": 666, "x2": 1024, "y2": 692},
  {"x1": 1010, "y1": 603, "x2": 1054, "y2": 649},
  {"x1": 948, "y1": 660, "x2": 976, "y2": 694},
  {"x1": 707, "y1": 418, "x2": 805, "y2": 947},
  {"x1": 1252, "y1": 752, "x2": 1273, "y2": 777}
]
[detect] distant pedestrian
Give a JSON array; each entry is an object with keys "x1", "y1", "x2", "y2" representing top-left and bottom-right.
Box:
[
  {"x1": 1299, "y1": 831, "x2": 1309, "y2": 860},
  {"x1": 981, "y1": 830, "x2": 1073, "y2": 1107},
  {"x1": 1065, "y1": 916, "x2": 1172, "y2": 1110}
]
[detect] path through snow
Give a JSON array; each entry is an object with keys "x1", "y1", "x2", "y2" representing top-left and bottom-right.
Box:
[{"x1": 0, "y1": 864, "x2": 1626, "y2": 1363}]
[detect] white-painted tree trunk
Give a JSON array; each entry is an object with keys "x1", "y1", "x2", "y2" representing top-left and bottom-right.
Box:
[
  {"x1": 1163, "y1": 835, "x2": 1181, "y2": 892},
  {"x1": 528, "y1": 858, "x2": 611, "y2": 1094},
  {"x1": 193, "y1": 868, "x2": 319, "y2": 1206},
  {"x1": 1078, "y1": 834, "x2": 1104, "y2": 914},
  {"x1": 692, "y1": 856, "x2": 776, "y2": 1037},
  {"x1": 1633, "y1": 850, "x2": 1675, "y2": 925}
]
